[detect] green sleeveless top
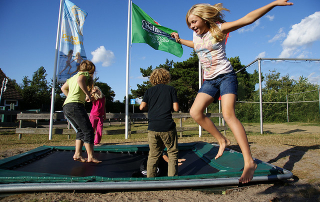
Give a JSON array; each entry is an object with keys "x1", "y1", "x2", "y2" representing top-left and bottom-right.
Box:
[{"x1": 63, "y1": 71, "x2": 90, "y2": 106}]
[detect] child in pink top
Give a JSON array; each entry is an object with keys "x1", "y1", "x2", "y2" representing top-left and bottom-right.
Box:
[{"x1": 89, "y1": 86, "x2": 106, "y2": 146}]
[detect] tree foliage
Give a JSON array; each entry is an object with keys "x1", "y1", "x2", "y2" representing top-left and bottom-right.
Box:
[
  {"x1": 20, "y1": 67, "x2": 51, "y2": 111},
  {"x1": 131, "y1": 52, "x2": 199, "y2": 112},
  {"x1": 235, "y1": 69, "x2": 320, "y2": 123},
  {"x1": 17, "y1": 67, "x2": 117, "y2": 112},
  {"x1": 132, "y1": 55, "x2": 319, "y2": 123}
]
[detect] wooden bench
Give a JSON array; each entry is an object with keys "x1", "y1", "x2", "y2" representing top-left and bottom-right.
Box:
[{"x1": 15, "y1": 112, "x2": 228, "y2": 138}]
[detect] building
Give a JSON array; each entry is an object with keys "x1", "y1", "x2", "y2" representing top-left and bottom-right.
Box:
[{"x1": 0, "y1": 68, "x2": 22, "y2": 112}]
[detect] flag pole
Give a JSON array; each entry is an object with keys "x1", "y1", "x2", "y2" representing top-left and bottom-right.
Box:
[
  {"x1": 198, "y1": 60, "x2": 202, "y2": 137},
  {"x1": 49, "y1": 0, "x2": 64, "y2": 140},
  {"x1": 125, "y1": 0, "x2": 132, "y2": 139}
]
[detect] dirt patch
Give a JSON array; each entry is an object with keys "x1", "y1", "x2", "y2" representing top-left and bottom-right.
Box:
[{"x1": 1, "y1": 123, "x2": 320, "y2": 201}]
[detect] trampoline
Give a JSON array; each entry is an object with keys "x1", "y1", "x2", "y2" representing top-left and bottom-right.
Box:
[{"x1": 0, "y1": 142, "x2": 292, "y2": 192}]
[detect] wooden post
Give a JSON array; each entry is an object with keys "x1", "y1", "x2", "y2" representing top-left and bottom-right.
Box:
[
  {"x1": 18, "y1": 112, "x2": 22, "y2": 139},
  {"x1": 35, "y1": 110, "x2": 39, "y2": 128}
]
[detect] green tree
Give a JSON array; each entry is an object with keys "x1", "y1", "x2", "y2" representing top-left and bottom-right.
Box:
[
  {"x1": 230, "y1": 56, "x2": 259, "y2": 101},
  {"x1": 257, "y1": 70, "x2": 319, "y2": 123},
  {"x1": 20, "y1": 67, "x2": 51, "y2": 111},
  {"x1": 170, "y1": 52, "x2": 199, "y2": 112},
  {"x1": 137, "y1": 65, "x2": 154, "y2": 98},
  {"x1": 131, "y1": 53, "x2": 199, "y2": 112},
  {"x1": 50, "y1": 80, "x2": 64, "y2": 112}
]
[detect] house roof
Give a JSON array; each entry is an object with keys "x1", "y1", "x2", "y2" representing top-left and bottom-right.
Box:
[{"x1": 0, "y1": 68, "x2": 23, "y2": 100}]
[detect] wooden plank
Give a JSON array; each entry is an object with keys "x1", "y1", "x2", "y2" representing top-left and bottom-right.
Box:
[
  {"x1": 0, "y1": 110, "x2": 21, "y2": 115},
  {"x1": 17, "y1": 113, "x2": 65, "y2": 120},
  {"x1": 16, "y1": 112, "x2": 224, "y2": 120},
  {"x1": 16, "y1": 126, "x2": 228, "y2": 135},
  {"x1": 16, "y1": 128, "x2": 75, "y2": 135},
  {"x1": 176, "y1": 126, "x2": 228, "y2": 132}
]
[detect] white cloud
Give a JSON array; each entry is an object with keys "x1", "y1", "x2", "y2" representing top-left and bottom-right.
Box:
[
  {"x1": 279, "y1": 11, "x2": 320, "y2": 58},
  {"x1": 308, "y1": 72, "x2": 320, "y2": 84},
  {"x1": 137, "y1": 76, "x2": 149, "y2": 80},
  {"x1": 265, "y1": 15, "x2": 275, "y2": 21},
  {"x1": 91, "y1": 46, "x2": 115, "y2": 67},
  {"x1": 268, "y1": 28, "x2": 286, "y2": 43},
  {"x1": 256, "y1": 52, "x2": 266, "y2": 59},
  {"x1": 237, "y1": 19, "x2": 260, "y2": 33}
]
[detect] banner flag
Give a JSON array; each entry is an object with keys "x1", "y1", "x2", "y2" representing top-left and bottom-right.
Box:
[
  {"x1": 131, "y1": 3, "x2": 183, "y2": 58},
  {"x1": 58, "y1": 0, "x2": 87, "y2": 83}
]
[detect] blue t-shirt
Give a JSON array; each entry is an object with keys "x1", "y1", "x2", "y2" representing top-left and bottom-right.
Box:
[{"x1": 142, "y1": 84, "x2": 178, "y2": 132}]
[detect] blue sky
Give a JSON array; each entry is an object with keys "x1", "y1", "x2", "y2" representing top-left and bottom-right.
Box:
[{"x1": 1, "y1": 0, "x2": 320, "y2": 102}]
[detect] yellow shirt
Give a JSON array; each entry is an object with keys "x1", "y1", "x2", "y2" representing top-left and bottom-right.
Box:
[{"x1": 63, "y1": 71, "x2": 90, "y2": 106}]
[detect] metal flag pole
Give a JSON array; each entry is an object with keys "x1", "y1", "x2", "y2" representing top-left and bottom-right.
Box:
[
  {"x1": 49, "y1": 0, "x2": 64, "y2": 140},
  {"x1": 198, "y1": 60, "x2": 202, "y2": 137},
  {"x1": 125, "y1": 0, "x2": 132, "y2": 139},
  {"x1": 258, "y1": 59, "x2": 263, "y2": 134}
]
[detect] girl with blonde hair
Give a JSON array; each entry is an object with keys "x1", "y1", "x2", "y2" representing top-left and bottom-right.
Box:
[{"x1": 171, "y1": 0, "x2": 293, "y2": 183}]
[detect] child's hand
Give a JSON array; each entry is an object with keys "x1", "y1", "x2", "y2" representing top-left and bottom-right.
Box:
[
  {"x1": 171, "y1": 32, "x2": 180, "y2": 42},
  {"x1": 274, "y1": 0, "x2": 293, "y2": 6}
]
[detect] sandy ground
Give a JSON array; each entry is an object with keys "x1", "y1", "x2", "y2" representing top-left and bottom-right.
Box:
[{"x1": 1, "y1": 123, "x2": 320, "y2": 202}]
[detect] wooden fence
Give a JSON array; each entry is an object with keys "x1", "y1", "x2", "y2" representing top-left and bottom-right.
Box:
[{"x1": 15, "y1": 112, "x2": 228, "y2": 139}]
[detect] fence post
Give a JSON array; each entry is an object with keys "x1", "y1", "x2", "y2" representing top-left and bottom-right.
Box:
[
  {"x1": 18, "y1": 112, "x2": 22, "y2": 139},
  {"x1": 286, "y1": 94, "x2": 289, "y2": 122},
  {"x1": 179, "y1": 111, "x2": 182, "y2": 138},
  {"x1": 35, "y1": 110, "x2": 39, "y2": 128}
]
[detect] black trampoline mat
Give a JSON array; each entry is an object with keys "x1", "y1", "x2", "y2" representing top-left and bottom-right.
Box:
[{"x1": 12, "y1": 150, "x2": 219, "y2": 178}]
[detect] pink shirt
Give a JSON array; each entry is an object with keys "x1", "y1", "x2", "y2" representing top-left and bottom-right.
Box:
[{"x1": 90, "y1": 97, "x2": 105, "y2": 117}]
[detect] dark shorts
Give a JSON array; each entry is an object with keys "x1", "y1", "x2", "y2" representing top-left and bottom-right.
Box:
[
  {"x1": 63, "y1": 102, "x2": 94, "y2": 144},
  {"x1": 198, "y1": 71, "x2": 238, "y2": 102}
]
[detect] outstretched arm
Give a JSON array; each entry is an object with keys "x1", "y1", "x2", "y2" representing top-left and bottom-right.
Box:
[
  {"x1": 221, "y1": 0, "x2": 293, "y2": 34},
  {"x1": 171, "y1": 32, "x2": 194, "y2": 48}
]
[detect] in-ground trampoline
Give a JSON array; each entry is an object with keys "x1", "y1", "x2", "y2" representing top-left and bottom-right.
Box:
[{"x1": 0, "y1": 142, "x2": 292, "y2": 193}]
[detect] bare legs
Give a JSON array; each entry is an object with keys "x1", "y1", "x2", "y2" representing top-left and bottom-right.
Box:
[
  {"x1": 190, "y1": 93, "x2": 256, "y2": 183},
  {"x1": 221, "y1": 94, "x2": 256, "y2": 183},
  {"x1": 73, "y1": 139, "x2": 101, "y2": 163},
  {"x1": 190, "y1": 93, "x2": 231, "y2": 159}
]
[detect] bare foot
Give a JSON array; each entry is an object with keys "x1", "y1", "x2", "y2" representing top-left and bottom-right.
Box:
[
  {"x1": 178, "y1": 159, "x2": 186, "y2": 166},
  {"x1": 215, "y1": 138, "x2": 231, "y2": 159},
  {"x1": 73, "y1": 156, "x2": 86, "y2": 163},
  {"x1": 87, "y1": 158, "x2": 102, "y2": 164},
  {"x1": 239, "y1": 161, "x2": 257, "y2": 184}
]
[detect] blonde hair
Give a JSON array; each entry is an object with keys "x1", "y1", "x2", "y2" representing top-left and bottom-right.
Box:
[
  {"x1": 186, "y1": 3, "x2": 229, "y2": 42},
  {"x1": 79, "y1": 60, "x2": 96, "y2": 92},
  {"x1": 149, "y1": 68, "x2": 171, "y2": 85},
  {"x1": 91, "y1": 86, "x2": 104, "y2": 101}
]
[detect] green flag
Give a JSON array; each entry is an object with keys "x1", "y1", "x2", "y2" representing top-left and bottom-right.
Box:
[{"x1": 132, "y1": 3, "x2": 183, "y2": 58}]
